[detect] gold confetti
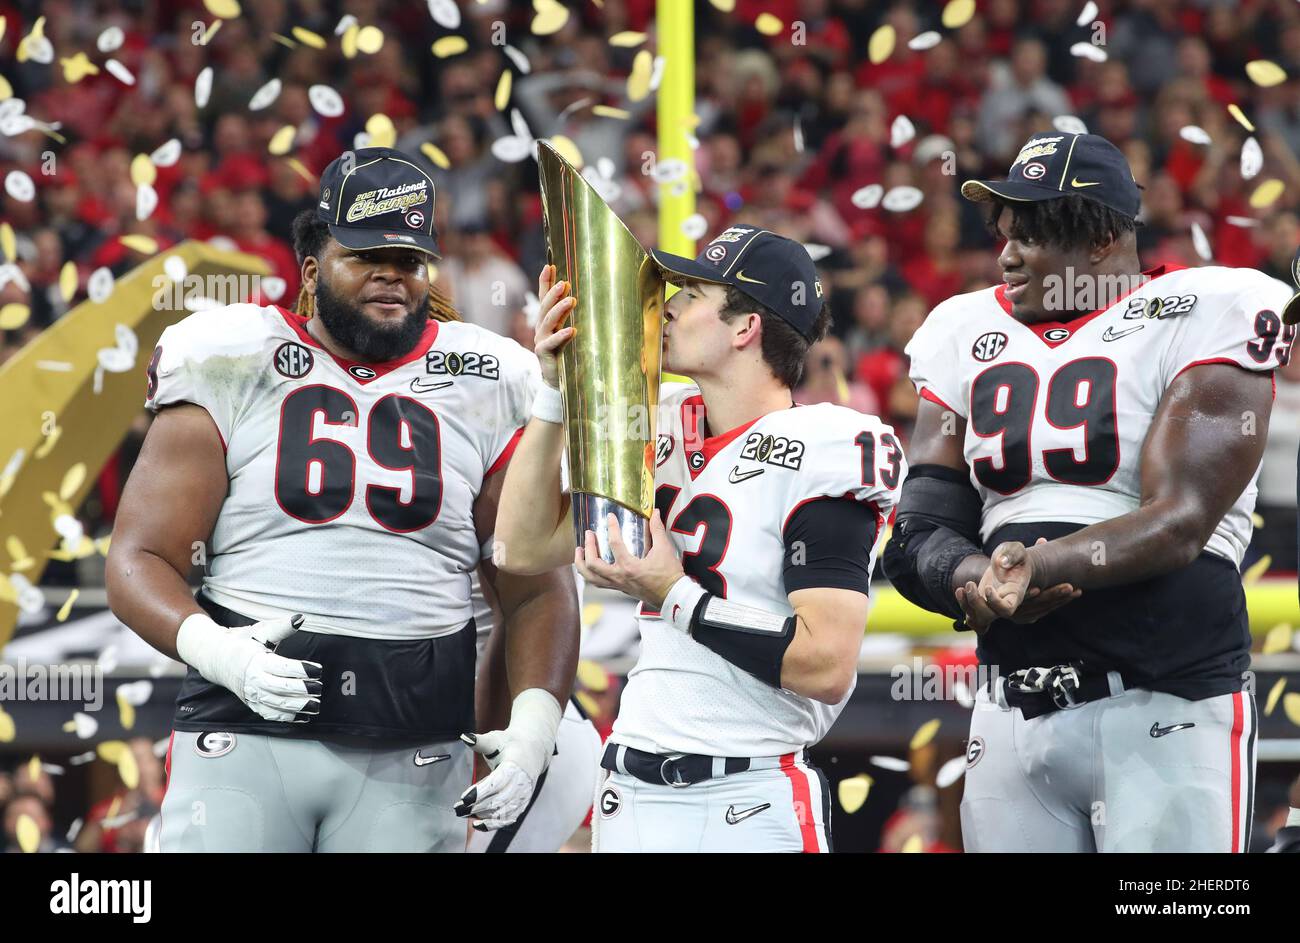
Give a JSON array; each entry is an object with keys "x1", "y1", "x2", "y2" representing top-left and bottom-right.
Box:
[
  {"x1": 16, "y1": 814, "x2": 39, "y2": 853},
  {"x1": 531, "y1": 0, "x2": 570, "y2": 36},
  {"x1": 341, "y1": 23, "x2": 359, "y2": 59},
  {"x1": 129, "y1": 153, "x2": 156, "y2": 188},
  {"x1": 201, "y1": 19, "x2": 222, "y2": 45},
  {"x1": 365, "y1": 113, "x2": 396, "y2": 148},
  {"x1": 42, "y1": 491, "x2": 73, "y2": 517},
  {"x1": 420, "y1": 142, "x2": 450, "y2": 169},
  {"x1": 942, "y1": 0, "x2": 976, "y2": 29},
  {"x1": 901, "y1": 833, "x2": 924, "y2": 853},
  {"x1": 1228, "y1": 103, "x2": 1255, "y2": 133},
  {"x1": 117, "y1": 689, "x2": 136, "y2": 731},
  {"x1": 268, "y1": 125, "x2": 297, "y2": 155},
  {"x1": 1242, "y1": 554, "x2": 1271, "y2": 586},
  {"x1": 1249, "y1": 178, "x2": 1284, "y2": 209},
  {"x1": 910, "y1": 718, "x2": 941, "y2": 751},
  {"x1": 574, "y1": 691, "x2": 601, "y2": 718},
  {"x1": 117, "y1": 747, "x2": 139, "y2": 788},
  {"x1": 59, "y1": 462, "x2": 86, "y2": 502},
  {"x1": 1, "y1": 222, "x2": 14, "y2": 261},
  {"x1": 838, "y1": 774, "x2": 872, "y2": 813},
  {"x1": 755, "y1": 13, "x2": 783, "y2": 35},
  {"x1": 0, "y1": 705, "x2": 14, "y2": 742},
  {"x1": 56, "y1": 589, "x2": 78, "y2": 623},
  {"x1": 106, "y1": 796, "x2": 121, "y2": 820},
  {"x1": 291, "y1": 26, "x2": 326, "y2": 49},
  {"x1": 592, "y1": 104, "x2": 630, "y2": 120},
  {"x1": 549, "y1": 134, "x2": 582, "y2": 168},
  {"x1": 96, "y1": 740, "x2": 126, "y2": 764},
  {"x1": 356, "y1": 25, "x2": 384, "y2": 55},
  {"x1": 868, "y1": 25, "x2": 896, "y2": 65},
  {"x1": 1262, "y1": 623, "x2": 1294, "y2": 655},
  {"x1": 709, "y1": 0, "x2": 735, "y2": 10},
  {"x1": 286, "y1": 158, "x2": 315, "y2": 186},
  {"x1": 628, "y1": 49, "x2": 653, "y2": 102},
  {"x1": 58, "y1": 260, "x2": 77, "y2": 302},
  {"x1": 34, "y1": 427, "x2": 62, "y2": 460},
  {"x1": 0, "y1": 75, "x2": 11, "y2": 101},
  {"x1": 0, "y1": 17, "x2": 6, "y2": 43},
  {"x1": 27, "y1": 754, "x2": 38, "y2": 781},
  {"x1": 576, "y1": 660, "x2": 609, "y2": 692},
  {"x1": 1251, "y1": 512, "x2": 1265, "y2": 528},
  {"x1": 1246, "y1": 60, "x2": 1287, "y2": 88},
  {"x1": 59, "y1": 52, "x2": 100, "y2": 84},
  {"x1": 203, "y1": 0, "x2": 241, "y2": 18},
  {"x1": 0, "y1": 303, "x2": 30, "y2": 330},
  {"x1": 120, "y1": 234, "x2": 158, "y2": 255},
  {"x1": 95, "y1": 535, "x2": 111, "y2": 557},
  {"x1": 1285, "y1": 693, "x2": 1300, "y2": 727},
  {"x1": 270, "y1": 33, "x2": 296, "y2": 49},
  {"x1": 431, "y1": 36, "x2": 468, "y2": 58},
  {"x1": 610, "y1": 31, "x2": 647, "y2": 47},
  {"x1": 426, "y1": 263, "x2": 438, "y2": 284},
  {"x1": 494, "y1": 70, "x2": 512, "y2": 111},
  {"x1": 1265, "y1": 678, "x2": 1286, "y2": 716}
]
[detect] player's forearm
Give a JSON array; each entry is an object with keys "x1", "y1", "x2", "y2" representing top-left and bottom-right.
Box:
[
  {"x1": 496, "y1": 417, "x2": 572, "y2": 573},
  {"x1": 105, "y1": 546, "x2": 203, "y2": 660},
  {"x1": 1024, "y1": 500, "x2": 1207, "y2": 590},
  {"x1": 950, "y1": 553, "x2": 992, "y2": 597},
  {"x1": 780, "y1": 618, "x2": 858, "y2": 704},
  {"x1": 499, "y1": 572, "x2": 580, "y2": 706}
]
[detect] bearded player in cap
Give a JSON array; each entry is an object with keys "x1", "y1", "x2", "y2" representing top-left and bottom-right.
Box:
[
  {"x1": 884, "y1": 132, "x2": 1296, "y2": 852},
  {"x1": 496, "y1": 229, "x2": 906, "y2": 852},
  {"x1": 107, "y1": 147, "x2": 579, "y2": 851}
]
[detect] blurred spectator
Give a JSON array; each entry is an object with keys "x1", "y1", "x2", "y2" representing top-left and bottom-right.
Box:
[
  {"x1": 975, "y1": 38, "x2": 1072, "y2": 161},
  {"x1": 796, "y1": 336, "x2": 881, "y2": 415},
  {"x1": 3, "y1": 794, "x2": 64, "y2": 854},
  {"x1": 855, "y1": 292, "x2": 928, "y2": 431},
  {"x1": 439, "y1": 224, "x2": 530, "y2": 338},
  {"x1": 75, "y1": 738, "x2": 166, "y2": 854}
]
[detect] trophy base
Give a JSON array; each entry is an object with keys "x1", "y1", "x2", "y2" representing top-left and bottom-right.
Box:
[{"x1": 573, "y1": 494, "x2": 647, "y2": 563}]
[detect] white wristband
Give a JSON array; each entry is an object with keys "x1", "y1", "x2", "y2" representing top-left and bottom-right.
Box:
[
  {"x1": 661, "y1": 576, "x2": 707, "y2": 634},
  {"x1": 530, "y1": 385, "x2": 564, "y2": 424}
]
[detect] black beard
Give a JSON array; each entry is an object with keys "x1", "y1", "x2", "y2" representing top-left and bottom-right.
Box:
[{"x1": 314, "y1": 277, "x2": 430, "y2": 362}]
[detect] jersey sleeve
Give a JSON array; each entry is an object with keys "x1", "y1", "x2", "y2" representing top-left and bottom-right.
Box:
[
  {"x1": 1161, "y1": 270, "x2": 1296, "y2": 385},
  {"x1": 781, "y1": 407, "x2": 907, "y2": 568},
  {"x1": 904, "y1": 300, "x2": 965, "y2": 416},
  {"x1": 484, "y1": 338, "x2": 543, "y2": 477},
  {"x1": 144, "y1": 309, "x2": 251, "y2": 445}
]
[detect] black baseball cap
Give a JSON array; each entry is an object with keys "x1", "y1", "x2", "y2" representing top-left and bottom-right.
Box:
[
  {"x1": 650, "y1": 228, "x2": 824, "y2": 341},
  {"x1": 317, "y1": 147, "x2": 441, "y2": 257},
  {"x1": 961, "y1": 132, "x2": 1142, "y2": 219}
]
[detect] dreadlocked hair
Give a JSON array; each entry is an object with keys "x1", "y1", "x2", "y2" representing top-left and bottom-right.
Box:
[
  {"x1": 290, "y1": 209, "x2": 461, "y2": 322},
  {"x1": 983, "y1": 194, "x2": 1138, "y2": 253}
]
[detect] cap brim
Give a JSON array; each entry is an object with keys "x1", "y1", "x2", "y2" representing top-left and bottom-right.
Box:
[
  {"x1": 960, "y1": 179, "x2": 1069, "y2": 205},
  {"x1": 648, "y1": 249, "x2": 732, "y2": 286},
  {"x1": 1283, "y1": 290, "x2": 1300, "y2": 326},
  {"x1": 329, "y1": 223, "x2": 441, "y2": 259}
]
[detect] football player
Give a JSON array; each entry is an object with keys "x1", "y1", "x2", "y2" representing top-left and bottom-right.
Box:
[
  {"x1": 106, "y1": 147, "x2": 579, "y2": 851},
  {"x1": 885, "y1": 132, "x2": 1293, "y2": 852},
  {"x1": 494, "y1": 229, "x2": 905, "y2": 852}
]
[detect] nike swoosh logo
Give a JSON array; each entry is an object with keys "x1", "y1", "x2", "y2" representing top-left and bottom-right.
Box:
[
  {"x1": 728, "y1": 465, "x2": 765, "y2": 483},
  {"x1": 1102, "y1": 324, "x2": 1144, "y2": 341},
  {"x1": 1149, "y1": 722, "x2": 1196, "y2": 738},
  {"x1": 1071, "y1": 177, "x2": 1101, "y2": 188},
  {"x1": 725, "y1": 803, "x2": 771, "y2": 825},
  {"x1": 735, "y1": 270, "x2": 767, "y2": 285},
  {"x1": 410, "y1": 378, "x2": 454, "y2": 393},
  {"x1": 413, "y1": 750, "x2": 452, "y2": 767}
]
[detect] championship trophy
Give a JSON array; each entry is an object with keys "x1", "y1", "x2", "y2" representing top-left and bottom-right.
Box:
[{"x1": 537, "y1": 141, "x2": 664, "y2": 562}]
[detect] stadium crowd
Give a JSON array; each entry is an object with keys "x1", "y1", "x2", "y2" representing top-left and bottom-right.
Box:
[{"x1": 1, "y1": 0, "x2": 1299, "y2": 851}]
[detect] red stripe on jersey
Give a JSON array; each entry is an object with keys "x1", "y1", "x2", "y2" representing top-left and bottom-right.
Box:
[
  {"x1": 680, "y1": 393, "x2": 772, "y2": 479},
  {"x1": 919, "y1": 387, "x2": 956, "y2": 412},
  {"x1": 779, "y1": 753, "x2": 819, "y2": 853},
  {"x1": 1230, "y1": 691, "x2": 1244, "y2": 853},
  {"x1": 164, "y1": 730, "x2": 174, "y2": 786},
  {"x1": 274, "y1": 305, "x2": 440, "y2": 383},
  {"x1": 994, "y1": 264, "x2": 1185, "y2": 349},
  {"x1": 485, "y1": 426, "x2": 525, "y2": 478}
]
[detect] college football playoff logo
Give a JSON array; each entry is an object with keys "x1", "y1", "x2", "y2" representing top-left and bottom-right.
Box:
[
  {"x1": 971, "y1": 331, "x2": 1008, "y2": 362},
  {"x1": 656, "y1": 434, "x2": 674, "y2": 467}
]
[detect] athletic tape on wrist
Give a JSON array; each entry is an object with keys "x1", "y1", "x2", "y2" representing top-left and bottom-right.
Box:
[{"x1": 530, "y1": 385, "x2": 564, "y2": 424}]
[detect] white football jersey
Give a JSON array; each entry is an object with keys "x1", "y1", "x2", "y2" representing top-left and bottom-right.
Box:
[
  {"x1": 612, "y1": 382, "x2": 905, "y2": 757},
  {"x1": 906, "y1": 264, "x2": 1295, "y2": 565},
  {"x1": 146, "y1": 303, "x2": 540, "y2": 640}
]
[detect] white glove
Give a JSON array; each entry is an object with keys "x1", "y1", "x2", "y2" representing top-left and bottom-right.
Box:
[
  {"x1": 454, "y1": 688, "x2": 562, "y2": 830},
  {"x1": 176, "y1": 612, "x2": 323, "y2": 723}
]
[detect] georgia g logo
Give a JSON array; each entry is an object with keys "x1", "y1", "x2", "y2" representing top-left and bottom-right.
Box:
[
  {"x1": 971, "y1": 331, "x2": 1008, "y2": 363},
  {"x1": 599, "y1": 786, "x2": 621, "y2": 818}
]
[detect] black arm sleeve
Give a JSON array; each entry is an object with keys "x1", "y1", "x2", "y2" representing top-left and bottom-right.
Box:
[{"x1": 781, "y1": 497, "x2": 879, "y2": 595}]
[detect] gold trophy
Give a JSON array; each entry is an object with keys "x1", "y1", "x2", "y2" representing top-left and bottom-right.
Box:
[{"x1": 537, "y1": 141, "x2": 664, "y2": 562}]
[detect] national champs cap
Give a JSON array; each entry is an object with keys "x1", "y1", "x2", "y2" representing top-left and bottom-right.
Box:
[
  {"x1": 650, "y1": 227, "x2": 825, "y2": 341},
  {"x1": 317, "y1": 147, "x2": 441, "y2": 258},
  {"x1": 961, "y1": 131, "x2": 1142, "y2": 219}
]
